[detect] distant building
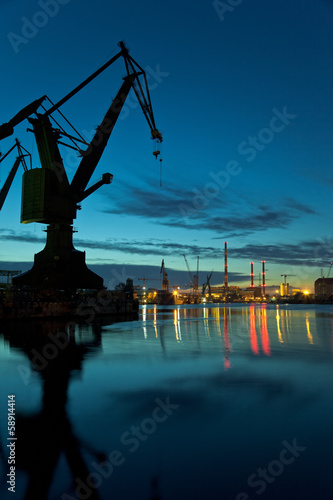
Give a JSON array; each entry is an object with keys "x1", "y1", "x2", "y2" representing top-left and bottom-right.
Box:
[
  {"x1": 280, "y1": 283, "x2": 290, "y2": 296},
  {"x1": 314, "y1": 278, "x2": 333, "y2": 297},
  {"x1": 239, "y1": 289, "x2": 255, "y2": 300},
  {"x1": 245, "y1": 286, "x2": 262, "y2": 298}
]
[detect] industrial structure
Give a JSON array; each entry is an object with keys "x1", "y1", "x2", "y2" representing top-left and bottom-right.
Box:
[
  {"x1": 280, "y1": 274, "x2": 296, "y2": 298},
  {"x1": 135, "y1": 245, "x2": 270, "y2": 304},
  {"x1": 315, "y1": 278, "x2": 333, "y2": 297},
  {"x1": 0, "y1": 270, "x2": 21, "y2": 287},
  {"x1": 224, "y1": 242, "x2": 228, "y2": 289},
  {"x1": 314, "y1": 262, "x2": 333, "y2": 298},
  {"x1": 315, "y1": 262, "x2": 333, "y2": 299},
  {"x1": 160, "y1": 260, "x2": 169, "y2": 292},
  {"x1": 183, "y1": 255, "x2": 199, "y2": 294},
  {"x1": 0, "y1": 41, "x2": 162, "y2": 291},
  {"x1": 250, "y1": 262, "x2": 254, "y2": 288},
  {"x1": 262, "y1": 261, "x2": 266, "y2": 297}
]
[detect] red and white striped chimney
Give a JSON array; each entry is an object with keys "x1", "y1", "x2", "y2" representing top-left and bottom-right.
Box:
[
  {"x1": 262, "y1": 260, "x2": 266, "y2": 296},
  {"x1": 251, "y1": 262, "x2": 254, "y2": 288},
  {"x1": 224, "y1": 242, "x2": 228, "y2": 289}
]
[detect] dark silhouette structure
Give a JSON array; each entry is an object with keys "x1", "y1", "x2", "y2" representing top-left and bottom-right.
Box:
[{"x1": 0, "y1": 42, "x2": 162, "y2": 290}]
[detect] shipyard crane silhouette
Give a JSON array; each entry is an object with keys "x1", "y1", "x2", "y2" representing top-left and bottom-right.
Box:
[
  {"x1": 183, "y1": 254, "x2": 199, "y2": 294},
  {"x1": 202, "y1": 271, "x2": 213, "y2": 296},
  {"x1": 0, "y1": 41, "x2": 162, "y2": 290}
]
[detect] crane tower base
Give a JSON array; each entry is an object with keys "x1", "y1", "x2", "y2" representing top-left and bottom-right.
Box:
[{"x1": 12, "y1": 223, "x2": 103, "y2": 290}]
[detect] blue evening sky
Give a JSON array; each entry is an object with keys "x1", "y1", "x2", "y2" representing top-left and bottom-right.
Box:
[{"x1": 0, "y1": 0, "x2": 333, "y2": 291}]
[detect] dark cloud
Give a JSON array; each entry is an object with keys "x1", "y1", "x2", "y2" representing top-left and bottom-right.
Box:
[
  {"x1": 2, "y1": 226, "x2": 329, "y2": 270},
  {"x1": 161, "y1": 210, "x2": 295, "y2": 237},
  {"x1": 284, "y1": 198, "x2": 316, "y2": 215},
  {"x1": 102, "y1": 183, "x2": 226, "y2": 220},
  {"x1": 230, "y1": 239, "x2": 332, "y2": 267},
  {"x1": 0, "y1": 228, "x2": 220, "y2": 258},
  {"x1": 76, "y1": 237, "x2": 223, "y2": 259},
  {"x1": 100, "y1": 182, "x2": 316, "y2": 237},
  {"x1": 0, "y1": 229, "x2": 44, "y2": 244}
]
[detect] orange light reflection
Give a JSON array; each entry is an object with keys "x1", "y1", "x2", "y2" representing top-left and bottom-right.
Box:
[{"x1": 249, "y1": 305, "x2": 259, "y2": 355}]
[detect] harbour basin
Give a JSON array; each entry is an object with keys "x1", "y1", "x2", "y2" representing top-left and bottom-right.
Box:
[{"x1": 0, "y1": 303, "x2": 332, "y2": 500}]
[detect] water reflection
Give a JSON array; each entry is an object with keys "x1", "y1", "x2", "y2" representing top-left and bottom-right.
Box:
[
  {"x1": 140, "y1": 303, "x2": 333, "y2": 361},
  {"x1": 306, "y1": 313, "x2": 313, "y2": 345},
  {"x1": 0, "y1": 320, "x2": 104, "y2": 500},
  {"x1": 223, "y1": 307, "x2": 231, "y2": 370},
  {"x1": 1, "y1": 305, "x2": 333, "y2": 500},
  {"x1": 250, "y1": 305, "x2": 259, "y2": 355},
  {"x1": 260, "y1": 304, "x2": 271, "y2": 356}
]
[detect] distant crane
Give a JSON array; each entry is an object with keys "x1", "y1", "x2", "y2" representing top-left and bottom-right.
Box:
[
  {"x1": 281, "y1": 274, "x2": 296, "y2": 297},
  {"x1": 183, "y1": 255, "x2": 199, "y2": 294},
  {"x1": 0, "y1": 270, "x2": 22, "y2": 287},
  {"x1": 138, "y1": 277, "x2": 159, "y2": 290},
  {"x1": 319, "y1": 261, "x2": 333, "y2": 296},
  {"x1": 202, "y1": 271, "x2": 213, "y2": 296}
]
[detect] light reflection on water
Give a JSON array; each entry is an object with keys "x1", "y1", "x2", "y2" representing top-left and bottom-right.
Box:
[
  {"x1": 0, "y1": 304, "x2": 333, "y2": 500},
  {"x1": 137, "y1": 303, "x2": 333, "y2": 361}
]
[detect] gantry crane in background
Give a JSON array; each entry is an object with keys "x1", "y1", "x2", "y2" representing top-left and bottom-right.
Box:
[
  {"x1": 0, "y1": 41, "x2": 162, "y2": 290},
  {"x1": 183, "y1": 255, "x2": 199, "y2": 294}
]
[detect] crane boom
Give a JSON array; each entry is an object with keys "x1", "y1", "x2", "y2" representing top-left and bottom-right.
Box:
[
  {"x1": 0, "y1": 96, "x2": 47, "y2": 141},
  {"x1": 44, "y1": 52, "x2": 123, "y2": 117},
  {"x1": 0, "y1": 140, "x2": 30, "y2": 211},
  {"x1": 70, "y1": 74, "x2": 135, "y2": 198},
  {"x1": 0, "y1": 157, "x2": 21, "y2": 211},
  {"x1": 183, "y1": 254, "x2": 193, "y2": 283}
]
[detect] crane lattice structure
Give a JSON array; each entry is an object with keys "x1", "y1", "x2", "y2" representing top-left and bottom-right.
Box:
[{"x1": 183, "y1": 255, "x2": 199, "y2": 294}]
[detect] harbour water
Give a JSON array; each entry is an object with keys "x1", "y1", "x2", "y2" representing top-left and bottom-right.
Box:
[{"x1": 1, "y1": 303, "x2": 333, "y2": 499}]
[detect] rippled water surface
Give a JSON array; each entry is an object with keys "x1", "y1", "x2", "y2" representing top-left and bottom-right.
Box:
[{"x1": 1, "y1": 303, "x2": 333, "y2": 499}]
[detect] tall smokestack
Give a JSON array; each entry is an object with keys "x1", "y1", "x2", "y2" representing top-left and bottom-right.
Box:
[
  {"x1": 251, "y1": 262, "x2": 254, "y2": 288},
  {"x1": 262, "y1": 260, "x2": 266, "y2": 296},
  {"x1": 224, "y1": 242, "x2": 228, "y2": 289}
]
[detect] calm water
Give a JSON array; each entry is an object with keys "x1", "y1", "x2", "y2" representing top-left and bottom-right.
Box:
[{"x1": 1, "y1": 303, "x2": 333, "y2": 500}]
